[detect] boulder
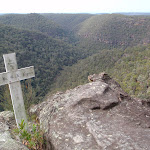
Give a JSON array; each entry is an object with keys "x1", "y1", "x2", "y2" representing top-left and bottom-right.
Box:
[
  {"x1": 31, "y1": 73, "x2": 150, "y2": 150},
  {"x1": 0, "y1": 111, "x2": 29, "y2": 150}
]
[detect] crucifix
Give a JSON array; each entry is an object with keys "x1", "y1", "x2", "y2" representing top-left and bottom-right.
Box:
[{"x1": 0, "y1": 53, "x2": 35, "y2": 127}]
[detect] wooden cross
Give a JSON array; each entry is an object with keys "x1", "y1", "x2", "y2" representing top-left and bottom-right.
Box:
[{"x1": 0, "y1": 53, "x2": 35, "y2": 127}]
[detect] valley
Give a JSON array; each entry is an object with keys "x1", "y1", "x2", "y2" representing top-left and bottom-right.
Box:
[{"x1": 0, "y1": 13, "x2": 150, "y2": 111}]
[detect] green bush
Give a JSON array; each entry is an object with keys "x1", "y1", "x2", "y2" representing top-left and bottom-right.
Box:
[{"x1": 14, "y1": 120, "x2": 44, "y2": 150}]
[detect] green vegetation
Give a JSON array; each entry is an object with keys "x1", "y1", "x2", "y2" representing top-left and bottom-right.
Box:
[
  {"x1": 50, "y1": 49, "x2": 124, "y2": 92},
  {"x1": 51, "y1": 45, "x2": 150, "y2": 100},
  {"x1": 77, "y1": 14, "x2": 150, "y2": 50},
  {"x1": 0, "y1": 23, "x2": 83, "y2": 111},
  {"x1": 0, "y1": 13, "x2": 150, "y2": 111},
  {"x1": 41, "y1": 13, "x2": 93, "y2": 31},
  {"x1": 0, "y1": 13, "x2": 68, "y2": 39},
  {"x1": 13, "y1": 120, "x2": 44, "y2": 150},
  {"x1": 112, "y1": 45, "x2": 150, "y2": 99}
]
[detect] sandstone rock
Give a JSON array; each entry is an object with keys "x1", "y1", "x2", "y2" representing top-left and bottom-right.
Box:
[
  {"x1": 31, "y1": 73, "x2": 150, "y2": 150},
  {"x1": 0, "y1": 111, "x2": 29, "y2": 150}
]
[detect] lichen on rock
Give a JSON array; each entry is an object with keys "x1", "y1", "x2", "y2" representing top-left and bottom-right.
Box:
[
  {"x1": 30, "y1": 73, "x2": 150, "y2": 150},
  {"x1": 0, "y1": 111, "x2": 29, "y2": 150}
]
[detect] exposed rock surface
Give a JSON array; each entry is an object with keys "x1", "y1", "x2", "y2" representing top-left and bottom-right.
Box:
[
  {"x1": 30, "y1": 73, "x2": 150, "y2": 150},
  {"x1": 0, "y1": 111, "x2": 29, "y2": 150}
]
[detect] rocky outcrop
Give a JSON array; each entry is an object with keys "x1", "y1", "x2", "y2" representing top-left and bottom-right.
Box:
[
  {"x1": 30, "y1": 73, "x2": 150, "y2": 150},
  {"x1": 0, "y1": 111, "x2": 29, "y2": 150}
]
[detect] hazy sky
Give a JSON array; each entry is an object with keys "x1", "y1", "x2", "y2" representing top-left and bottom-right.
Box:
[{"x1": 1, "y1": 0, "x2": 150, "y2": 13}]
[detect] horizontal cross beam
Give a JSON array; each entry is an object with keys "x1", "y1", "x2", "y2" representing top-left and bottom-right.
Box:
[{"x1": 0, "y1": 66, "x2": 35, "y2": 86}]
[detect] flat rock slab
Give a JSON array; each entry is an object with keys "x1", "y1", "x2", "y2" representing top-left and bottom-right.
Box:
[{"x1": 31, "y1": 73, "x2": 150, "y2": 150}]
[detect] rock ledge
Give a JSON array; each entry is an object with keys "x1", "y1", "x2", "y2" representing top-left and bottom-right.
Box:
[{"x1": 31, "y1": 73, "x2": 150, "y2": 150}]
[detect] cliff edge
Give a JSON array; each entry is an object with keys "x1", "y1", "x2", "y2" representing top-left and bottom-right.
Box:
[{"x1": 30, "y1": 73, "x2": 150, "y2": 150}]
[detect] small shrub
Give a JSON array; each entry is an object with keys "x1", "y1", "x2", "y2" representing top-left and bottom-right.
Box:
[{"x1": 14, "y1": 120, "x2": 44, "y2": 150}]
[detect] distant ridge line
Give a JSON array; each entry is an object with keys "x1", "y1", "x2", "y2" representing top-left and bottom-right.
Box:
[{"x1": 1, "y1": 12, "x2": 150, "y2": 16}]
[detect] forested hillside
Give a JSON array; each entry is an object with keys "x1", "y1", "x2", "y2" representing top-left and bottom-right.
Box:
[
  {"x1": 0, "y1": 13, "x2": 68, "y2": 39},
  {"x1": 112, "y1": 45, "x2": 150, "y2": 99},
  {"x1": 49, "y1": 48, "x2": 124, "y2": 92},
  {"x1": 76, "y1": 14, "x2": 150, "y2": 50},
  {"x1": 0, "y1": 13, "x2": 150, "y2": 112},
  {"x1": 42, "y1": 13, "x2": 150, "y2": 54},
  {"x1": 41, "y1": 13, "x2": 93, "y2": 31},
  {"x1": 51, "y1": 45, "x2": 150, "y2": 100},
  {"x1": 0, "y1": 23, "x2": 83, "y2": 111}
]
